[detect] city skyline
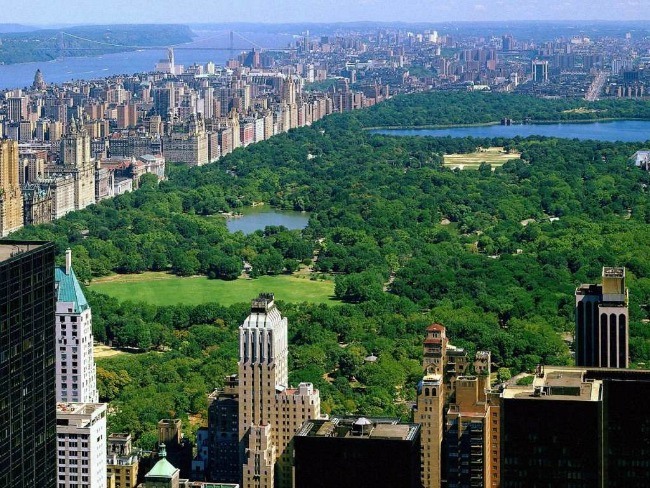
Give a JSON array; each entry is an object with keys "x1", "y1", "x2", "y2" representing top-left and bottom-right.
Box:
[{"x1": 5, "y1": 0, "x2": 650, "y2": 26}]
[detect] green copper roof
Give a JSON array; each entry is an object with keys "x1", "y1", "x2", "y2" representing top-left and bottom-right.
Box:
[
  {"x1": 146, "y1": 457, "x2": 178, "y2": 478},
  {"x1": 55, "y1": 267, "x2": 89, "y2": 313}
]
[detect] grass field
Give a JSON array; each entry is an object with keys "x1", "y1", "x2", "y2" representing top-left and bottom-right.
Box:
[
  {"x1": 443, "y1": 147, "x2": 521, "y2": 170},
  {"x1": 89, "y1": 272, "x2": 337, "y2": 306},
  {"x1": 94, "y1": 344, "x2": 129, "y2": 359}
]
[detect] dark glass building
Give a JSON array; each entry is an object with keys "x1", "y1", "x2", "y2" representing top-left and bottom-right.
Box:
[
  {"x1": 586, "y1": 368, "x2": 650, "y2": 487},
  {"x1": 501, "y1": 367, "x2": 603, "y2": 488},
  {"x1": 207, "y1": 375, "x2": 241, "y2": 483},
  {"x1": 575, "y1": 267, "x2": 629, "y2": 368},
  {"x1": 0, "y1": 241, "x2": 56, "y2": 488},
  {"x1": 294, "y1": 417, "x2": 421, "y2": 488}
]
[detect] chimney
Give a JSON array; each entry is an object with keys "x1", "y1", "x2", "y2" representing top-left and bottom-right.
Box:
[{"x1": 65, "y1": 248, "x2": 72, "y2": 275}]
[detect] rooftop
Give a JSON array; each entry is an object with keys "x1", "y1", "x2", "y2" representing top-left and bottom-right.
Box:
[
  {"x1": 0, "y1": 241, "x2": 47, "y2": 262},
  {"x1": 56, "y1": 402, "x2": 106, "y2": 416},
  {"x1": 502, "y1": 366, "x2": 602, "y2": 401},
  {"x1": 55, "y1": 266, "x2": 89, "y2": 313},
  {"x1": 296, "y1": 417, "x2": 419, "y2": 442}
]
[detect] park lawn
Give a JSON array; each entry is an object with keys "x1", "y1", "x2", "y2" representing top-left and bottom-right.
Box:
[
  {"x1": 443, "y1": 147, "x2": 521, "y2": 170},
  {"x1": 89, "y1": 272, "x2": 337, "y2": 306},
  {"x1": 94, "y1": 344, "x2": 129, "y2": 358}
]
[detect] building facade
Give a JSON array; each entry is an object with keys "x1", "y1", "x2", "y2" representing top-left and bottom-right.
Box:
[
  {"x1": 55, "y1": 249, "x2": 98, "y2": 403},
  {"x1": 0, "y1": 139, "x2": 24, "y2": 236},
  {"x1": 575, "y1": 267, "x2": 629, "y2": 368},
  {"x1": 0, "y1": 241, "x2": 57, "y2": 488},
  {"x1": 294, "y1": 417, "x2": 421, "y2": 488},
  {"x1": 207, "y1": 376, "x2": 240, "y2": 484},
  {"x1": 56, "y1": 402, "x2": 107, "y2": 488},
  {"x1": 59, "y1": 119, "x2": 96, "y2": 211},
  {"x1": 500, "y1": 367, "x2": 603, "y2": 487},
  {"x1": 415, "y1": 323, "x2": 472, "y2": 488},
  {"x1": 106, "y1": 433, "x2": 139, "y2": 488},
  {"x1": 238, "y1": 293, "x2": 320, "y2": 488}
]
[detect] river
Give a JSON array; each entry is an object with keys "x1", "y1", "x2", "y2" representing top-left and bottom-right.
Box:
[
  {"x1": 0, "y1": 30, "x2": 295, "y2": 90},
  {"x1": 370, "y1": 120, "x2": 650, "y2": 143}
]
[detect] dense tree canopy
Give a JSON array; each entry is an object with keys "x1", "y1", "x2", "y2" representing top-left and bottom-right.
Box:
[{"x1": 9, "y1": 91, "x2": 650, "y2": 445}]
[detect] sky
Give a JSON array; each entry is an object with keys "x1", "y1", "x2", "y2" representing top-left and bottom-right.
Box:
[{"x1": 6, "y1": 0, "x2": 650, "y2": 25}]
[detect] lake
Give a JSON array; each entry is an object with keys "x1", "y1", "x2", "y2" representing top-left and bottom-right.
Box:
[
  {"x1": 226, "y1": 207, "x2": 310, "y2": 235},
  {"x1": 370, "y1": 120, "x2": 650, "y2": 142}
]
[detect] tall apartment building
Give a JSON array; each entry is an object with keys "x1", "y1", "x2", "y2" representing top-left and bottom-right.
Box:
[
  {"x1": 531, "y1": 60, "x2": 549, "y2": 83},
  {"x1": 0, "y1": 139, "x2": 24, "y2": 236},
  {"x1": 55, "y1": 249, "x2": 98, "y2": 403},
  {"x1": 56, "y1": 402, "x2": 107, "y2": 488},
  {"x1": 445, "y1": 366, "x2": 494, "y2": 488},
  {"x1": 162, "y1": 114, "x2": 208, "y2": 166},
  {"x1": 498, "y1": 366, "x2": 650, "y2": 487},
  {"x1": 7, "y1": 96, "x2": 28, "y2": 121},
  {"x1": 59, "y1": 119, "x2": 96, "y2": 211},
  {"x1": 106, "y1": 433, "x2": 139, "y2": 488},
  {"x1": 585, "y1": 368, "x2": 650, "y2": 487},
  {"x1": 575, "y1": 267, "x2": 629, "y2": 368},
  {"x1": 501, "y1": 367, "x2": 603, "y2": 487},
  {"x1": 0, "y1": 241, "x2": 57, "y2": 488},
  {"x1": 207, "y1": 376, "x2": 240, "y2": 483},
  {"x1": 416, "y1": 324, "x2": 447, "y2": 488},
  {"x1": 238, "y1": 293, "x2": 320, "y2": 488},
  {"x1": 416, "y1": 324, "x2": 488, "y2": 488}
]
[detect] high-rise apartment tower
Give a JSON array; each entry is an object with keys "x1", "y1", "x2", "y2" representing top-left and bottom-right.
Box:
[
  {"x1": 575, "y1": 267, "x2": 629, "y2": 368},
  {"x1": 0, "y1": 241, "x2": 57, "y2": 488}
]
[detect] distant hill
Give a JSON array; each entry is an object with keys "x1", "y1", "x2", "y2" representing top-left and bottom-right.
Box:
[
  {"x1": 0, "y1": 24, "x2": 193, "y2": 64},
  {"x1": 0, "y1": 23, "x2": 37, "y2": 33}
]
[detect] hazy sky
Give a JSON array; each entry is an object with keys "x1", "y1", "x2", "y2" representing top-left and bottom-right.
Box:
[{"x1": 8, "y1": 0, "x2": 650, "y2": 25}]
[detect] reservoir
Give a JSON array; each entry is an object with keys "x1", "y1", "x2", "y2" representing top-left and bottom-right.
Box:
[
  {"x1": 226, "y1": 207, "x2": 310, "y2": 235},
  {"x1": 370, "y1": 120, "x2": 650, "y2": 143}
]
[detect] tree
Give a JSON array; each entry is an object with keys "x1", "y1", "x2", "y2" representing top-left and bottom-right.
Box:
[{"x1": 497, "y1": 367, "x2": 512, "y2": 383}]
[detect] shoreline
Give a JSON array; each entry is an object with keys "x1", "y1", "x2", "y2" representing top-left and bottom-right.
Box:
[{"x1": 364, "y1": 117, "x2": 650, "y2": 131}]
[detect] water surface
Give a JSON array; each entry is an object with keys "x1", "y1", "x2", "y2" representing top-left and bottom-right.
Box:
[
  {"x1": 371, "y1": 120, "x2": 650, "y2": 142},
  {"x1": 226, "y1": 207, "x2": 309, "y2": 235}
]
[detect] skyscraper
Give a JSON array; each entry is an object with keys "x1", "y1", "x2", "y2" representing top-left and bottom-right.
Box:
[
  {"x1": 445, "y1": 352, "x2": 495, "y2": 488},
  {"x1": 575, "y1": 267, "x2": 629, "y2": 368},
  {"x1": 0, "y1": 139, "x2": 24, "y2": 237},
  {"x1": 59, "y1": 120, "x2": 96, "y2": 211},
  {"x1": 207, "y1": 376, "x2": 240, "y2": 483},
  {"x1": 238, "y1": 293, "x2": 320, "y2": 488},
  {"x1": 416, "y1": 324, "x2": 447, "y2": 488},
  {"x1": 0, "y1": 241, "x2": 57, "y2": 488},
  {"x1": 55, "y1": 402, "x2": 107, "y2": 488},
  {"x1": 55, "y1": 249, "x2": 98, "y2": 403},
  {"x1": 532, "y1": 60, "x2": 549, "y2": 83},
  {"x1": 500, "y1": 367, "x2": 603, "y2": 487}
]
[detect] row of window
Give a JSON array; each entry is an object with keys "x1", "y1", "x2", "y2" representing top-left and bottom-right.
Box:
[{"x1": 58, "y1": 450, "x2": 90, "y2": 458}]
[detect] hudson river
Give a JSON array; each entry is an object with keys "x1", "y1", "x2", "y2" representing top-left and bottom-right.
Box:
[{"x1": 0, "y1": 30, "x2": 295, "y2": 90}]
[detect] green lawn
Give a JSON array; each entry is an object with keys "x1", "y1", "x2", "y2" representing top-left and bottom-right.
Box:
[
  {"x1": 443, "y1": 147, "x2": 521, "y2": 170},
  {"x1": 89, "y1": 272, "x2": 337, "y2": 306}
]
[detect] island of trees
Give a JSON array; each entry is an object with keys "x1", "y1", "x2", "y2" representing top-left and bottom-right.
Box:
[{"x1": 11, "y1": 91, "x2": 650, "y2": 445}]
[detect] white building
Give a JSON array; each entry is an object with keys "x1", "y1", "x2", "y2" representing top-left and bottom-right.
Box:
[
  {"x1": 56, "y1": 402, "x2": 107, "y2": 488},
  {"x1": 55, "y1": 249, "x2": 98, "y2": 403}
]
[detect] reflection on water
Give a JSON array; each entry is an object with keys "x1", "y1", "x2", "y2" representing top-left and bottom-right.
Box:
[{"x1": 225, "y1": 207, "x2": 310, "y2": 235}]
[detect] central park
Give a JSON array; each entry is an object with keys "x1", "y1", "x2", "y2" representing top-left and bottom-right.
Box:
[{"x1": 12, "y1": 90, "x2": 650, "y2": 445}]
